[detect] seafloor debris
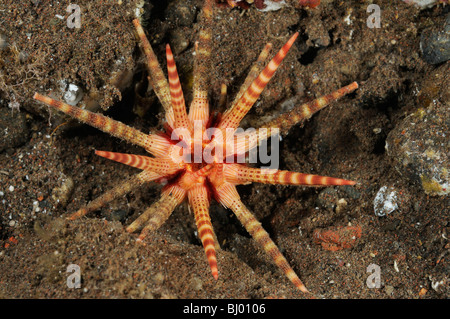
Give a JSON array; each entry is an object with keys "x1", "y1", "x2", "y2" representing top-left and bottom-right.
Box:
[
  {"x1": 216, "y1": 0, "x2": 320, "y2": 10},
  {"x1": 402, "y1": 0, "x2": 449, "y2": 9},
  {"x1": 51, "y1": 174, "x2": 74, "y2": 208},
  {"x1": 59, "y1": 81, "x2": 84, "y2": 106},
  {"x1": 313, "y1": 225, "x2": 362, "y2": 251},
  {"x1": 373, "y1": 186, "x2": 399, "y2": 217}
]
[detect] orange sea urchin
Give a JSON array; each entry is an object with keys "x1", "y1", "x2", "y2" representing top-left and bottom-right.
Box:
[{"x1": 34, "y1": 0, "x2": 358, "y2": 293}]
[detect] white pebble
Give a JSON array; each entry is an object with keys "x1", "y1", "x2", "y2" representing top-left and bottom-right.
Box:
[{"x1": 373, "y1": 186, "x2": 398, "y2": 217}]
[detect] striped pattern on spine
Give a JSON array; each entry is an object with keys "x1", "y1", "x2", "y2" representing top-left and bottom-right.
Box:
[
  {"x1": 189, "y1": 0, "x2": 213, "y2": 125},
  {"x1": 68, "y1": 170, "x2": 160, "y2": 220},
  {"x1": 95, "y1": 150, "x2": 181, "y2": 175},
  {"x1": 133, "y1": 185, "x2": 186, "y2": 243},
  {"x1": 261, "y1": 82, "x2": 359, "y2": 134},
  {"x1": 188, "y1": 184, "x2": 219, "y2": 280},
  {"x1": 215, "y1": 182, "x2": 308, "y2": 293},
  {"x1": 33, "y1": 93, "x2": 146, "y2": 143},
  {"x1": 226, "y1": 42, "x2": 273, "y2": 113},
  {"x1": 192, "y1": 0, "x2": 213, "y2": 94},
  {"x1": 166, "y1": 44, "x2": 191, "y2": 130},
  {"x1": 132, "y1": 19, "x2": 174, "y2": 127},
  {"x1": 224, "y1": 164, "x2": 356, "y2": 186},
  {"x1": 218, "y1": 33, "x2": 299, "y2": 131},
  {"x1": 231, "y1": 82, "x2": 359, "y2": 155},
  {"x1": 188, "y1": 90, "x2": 210, "y2": 126}
]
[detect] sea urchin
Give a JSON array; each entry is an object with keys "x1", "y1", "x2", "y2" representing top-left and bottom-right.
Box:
[{"x1": 34, "y1": 0, "x2": 358, "y2": 293}]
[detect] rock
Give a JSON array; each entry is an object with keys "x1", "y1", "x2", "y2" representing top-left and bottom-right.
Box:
[
  {"x1": 0, "y1": 108, "x2": 29, "y2": 152},
  {"x1": 107, "y1": 210, "x2": 127, "y2": 222},
  {"x1": 316, "y1": 187, "x2": 338, "y2": 210},
  {"x1": 296, "y1": 0, "x2": 321, "y2": 8},
  {"x1": 335, "y1": 198, "x2": 348, "y2": 214},
  {"x1": 343, "y1": 185, "x2": 361, "y2": 200},
  {"x1": 169, "y1": 29, "x2": 189, "y2": 55},
  {"x1": 165, "y1": 0, "x2": 198, "y2": 27},
  {"x1": 420, "y1": 13, "x2": 450, "y2": 64},
  {"x1": 313, "y1": 224, "x2": 362, "y2": 251},
  {"x1": 429, "y1": 275, "x2": 448, "y2": 295},
  {"x1": 386, "y1": 101, "x2": 449, "y2": 196},
  {"x1": 51, "y1": 175, "x2": 74, "y2": 207}
]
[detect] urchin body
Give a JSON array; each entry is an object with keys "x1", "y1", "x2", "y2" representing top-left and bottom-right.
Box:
[{"x1": 34, "y1": 0, "x2": 358, "y2": 293}]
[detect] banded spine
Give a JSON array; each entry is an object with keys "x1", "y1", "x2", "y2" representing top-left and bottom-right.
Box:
[
  {"x1": 166, "y1": 44, "x2": 191, "y2": 131},
  {"x1": 33, "y1": 93, "x2": 167, "y2": 156},
  {"x1": 231, "y1": 82, "x2": 359, "y2": 155},
  {"x1": 215, "y1": 182, "x2": 308, "y2": 293},
  {"x1": 189, "y1": 0, "x2": 213, "y2": 126},
  {"x1": 188, "y1": 184, "x2": 219, "y2": 280},
  {"x1": 68, "y1": 170, "x2": 160, "y2": 220},
  {"x1": 218, "y1": 32, "x2": 299, "y2": 131},
  {"x1": 224, "y1": 164, "x2": 356, "y2": 186},
  {"x1": 95, "y1": 150, "x2": 181, "y2": 175},
  {"x1": 261, "y1": 82, "x2": 359, "y2": 134},
  {"x1": 218, "y1": 83, "x2": 228, "y2": 111},
  {"x1": 133, "y1": 185, "x2": 186, "y2": 243},
  {"x1": 226, "y1": 42, "x2": 273, "y2": 115},
  {"x1": 132, "y1": 19, "x2": 174, "y2": 127}
]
